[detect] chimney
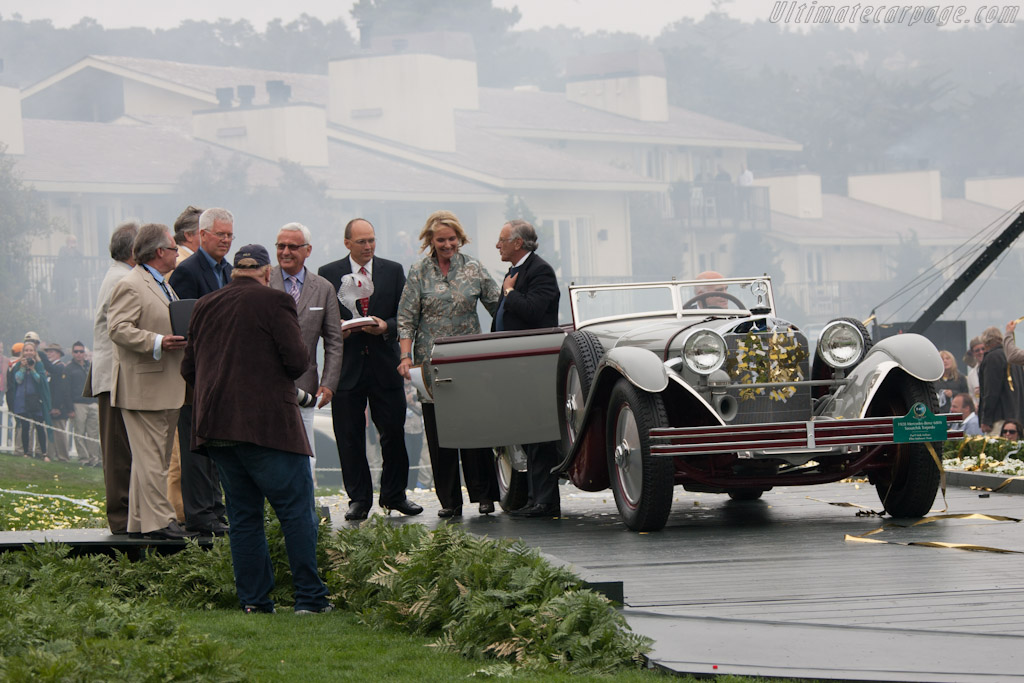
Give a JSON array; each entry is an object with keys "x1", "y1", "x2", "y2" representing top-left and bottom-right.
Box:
[
  {"x1": 237, "y1": 85, "x2": 255, "y2": 107},
  {"x1": 565, "y1": 49, "x2": 669, "y2": 122},
  {"x1": 0, "y1": 83, "x2": 25, "y2": 155},
  {"x1": 964, "y1": 176, "x2": 1024, "y2": 210},
  {"x1": 215, "y1": 87, "x2": 234, "y2": 109},
  {"x1": 848, "y1": 170, "x2": 942, "y2": 220},
  {"x1": 266, "y1": 80, "x2": 291, "y2": 105},
  {"x1": 328, "y1": 31, "x2": 478, "y2": 152}
]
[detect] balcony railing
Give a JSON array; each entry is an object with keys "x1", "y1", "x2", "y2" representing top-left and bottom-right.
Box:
[
  {"x1": 5, "y1": 254, "x2": 111, "y2": 320},
  {"x1": 671, "y1": 182, "x2": 771, "y2": 230}
]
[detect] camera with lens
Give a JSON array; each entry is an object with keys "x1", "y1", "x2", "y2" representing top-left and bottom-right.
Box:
[
  {"x1": 25, "y1": 358, "x2": 35, "y2": 368},
  {"x1": 295, "y1": 388, "x2": 317, "y2": 408}
]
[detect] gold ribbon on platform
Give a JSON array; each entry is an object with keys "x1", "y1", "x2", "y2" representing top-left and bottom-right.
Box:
[{"x1": 845, "y1": 513, "x2": 1023, "y2": 553}]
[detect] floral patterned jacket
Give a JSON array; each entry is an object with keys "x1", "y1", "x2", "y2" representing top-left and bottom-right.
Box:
[{"x1": 397, "y1": 251, "x2": 500, "y2": 366}]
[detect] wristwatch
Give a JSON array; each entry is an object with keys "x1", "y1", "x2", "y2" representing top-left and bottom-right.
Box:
[
  {"x1": 401, "y1": 352, "x2": 413, "y2": 360},
  {"x1": 504, "y1": 287, "x2": 514, "y2": 296}
]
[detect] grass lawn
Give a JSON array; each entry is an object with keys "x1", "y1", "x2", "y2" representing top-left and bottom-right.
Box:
[
  {"x1": 179, "y1": 609, "x2": 668, "y2": 682},
  {"x1": 0, "y1": 452, "x2": 106, "y2": 530}
]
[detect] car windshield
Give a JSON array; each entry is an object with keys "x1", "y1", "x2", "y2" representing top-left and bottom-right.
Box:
[{"x1": 570, "y1": 277, "x2": 774, "y2": 327}]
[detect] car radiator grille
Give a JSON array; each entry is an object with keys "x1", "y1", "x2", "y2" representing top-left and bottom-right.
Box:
[{"x1": 724, "y1": 330, "x2": 811, "y2": 425}]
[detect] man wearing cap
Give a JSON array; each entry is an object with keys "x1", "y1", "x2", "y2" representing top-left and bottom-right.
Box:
[
  {"x1": 65, "y1": 341, "x2": 100, "y2": 466},
  {"x1": 169, "y1": 207, "x2": 232, "y2": 536},
  {"x1": 183, "y1": 244, "x2": 331, "y2": 615},
  {"x1": 108, "y1": 223, "x2": 193, "y2": 540},
  {"x1": 42, "y1": 343, "x2": 73, "y2": 462},
  {"x1": 269, "y1": 222, "x2": 343, "y2": 482}
]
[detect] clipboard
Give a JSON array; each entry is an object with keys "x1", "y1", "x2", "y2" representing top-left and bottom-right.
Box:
[{"x1": 169, "y1": 299, "x2": 197, "y2": 339}]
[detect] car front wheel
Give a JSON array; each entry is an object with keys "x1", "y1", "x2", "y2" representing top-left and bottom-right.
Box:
[
  {"x1": 872, "y1": 378, "x2": 941, "y2": 517},
  {"x1": 606, "y1": 378, "x2": 674, "y2": 531}
]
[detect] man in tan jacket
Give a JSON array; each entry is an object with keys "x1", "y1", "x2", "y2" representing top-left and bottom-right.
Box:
[{"x1": 107, "y1": 223, "x2": 194, "y2": 540}]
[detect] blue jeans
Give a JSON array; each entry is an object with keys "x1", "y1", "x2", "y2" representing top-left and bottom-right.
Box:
[{"x1": 208, "y1": 443, "x2": 329, "y2": 613}]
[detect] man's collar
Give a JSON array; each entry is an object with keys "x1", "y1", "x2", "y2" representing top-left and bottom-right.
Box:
[
  {"x1": 282, "y1": 266, "x2": 306, "y2": 282},
  {"x1": 142, "y1": 263, "x2": 166, "y2": 282},
  {"x1": 349, "y1": 255, "x2": 371, "y2": 273},
  {"x1": 199, "y1": 247, "x2": 222, "y2": 266},
  {"x1": 511, "y1": 252, "x2": 530, "y2": 268}
]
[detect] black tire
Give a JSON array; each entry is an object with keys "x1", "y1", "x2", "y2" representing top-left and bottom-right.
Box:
[
  {"x1": 556, "y1": 331, "x2": 605, "y2": 456},
  {"x1": 494, "y1": 445, "x2": 529, "y2": 512},
  {"x1": 727, "y1": 489, "x2": 764, "y2": 501},
  {"x1": 873, "y1": 379, "x2": 941, "y2": 517},
  {"x1": 811, "y1": 317, "x2": 874, "y2": 399},
  {"x1": 606, "y1": 378, "x2": 674, "y2": 532}
]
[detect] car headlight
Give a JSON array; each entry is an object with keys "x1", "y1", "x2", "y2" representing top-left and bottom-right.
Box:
[
  {"x1": 682, "y1": 330, "x2": 727, "y2": 375},
  {"x1": 817, "y1": 320, "x2": 865, "y2": 369}
]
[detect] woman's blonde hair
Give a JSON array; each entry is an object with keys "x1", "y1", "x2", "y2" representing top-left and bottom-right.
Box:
[
  {"x1": 939, "y1": 350, "x2": 961, "y2": 381},
  {"x1": 418, "y1": 210, "x2": 470, "y2": 255}
]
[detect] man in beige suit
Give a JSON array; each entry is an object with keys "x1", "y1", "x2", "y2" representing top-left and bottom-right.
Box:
[
  {"x1": 269, "y1": 222, "x2": 344, "y2": 482},
  {"x1": 107, "y1": 223, "x2": 194, "y2": 540}
]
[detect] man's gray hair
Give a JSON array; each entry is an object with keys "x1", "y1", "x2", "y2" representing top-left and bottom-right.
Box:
[
  {"x1": 133, "y1": 223, "x2": 173, "y2": 264},
  {"x1": 279, "y1": 222, "x2": 312, "y2": 246},
  {"x1": 199, "y1": 207, "x2": 234, "y2": 232},
  {"x1": 231, "y1": 264, "x2": 271, "y2": 280},
  {"x1": 506, "y1": 219, "x2": 538, "y2": 252},
  {"x1": 109, "y1": 221, "x2": 140, "y2": 262}
]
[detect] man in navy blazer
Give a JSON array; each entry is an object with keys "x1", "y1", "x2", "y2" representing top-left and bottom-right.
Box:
[
  {"x1": 318, "y1": 218, "x2": 421, "y2": 520},
  {"x1": 492, "y1": 220, "x2": 563, "y2": 517},
  {"x1": 167, "y1": 207, "x2": 234, "y2": 535}
]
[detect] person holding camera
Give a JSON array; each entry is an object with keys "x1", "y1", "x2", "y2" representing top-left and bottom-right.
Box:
[
  {"x1": 5, "y1": 341, "x2": 52, "y2": 460},
  {"x1": 182, "y1": 244, "x2": 331, "y2": 615}
]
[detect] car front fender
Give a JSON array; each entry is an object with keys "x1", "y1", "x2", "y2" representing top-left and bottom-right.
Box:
[
  {"x1": 830, "y1": 334, "x2": 942, "y2": 419},
  {"x1": 596, "y1": 346, "x2": 669, "y2": 393}
]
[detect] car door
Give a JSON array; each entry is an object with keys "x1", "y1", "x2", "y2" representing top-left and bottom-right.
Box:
[{"x1": 428, "y1": 327, "x2": 566, "y2": 448}]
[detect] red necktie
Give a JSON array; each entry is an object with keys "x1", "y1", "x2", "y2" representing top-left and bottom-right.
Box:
[{"x1": 358, "y1": 266, "x2": 370, "y2": 316}]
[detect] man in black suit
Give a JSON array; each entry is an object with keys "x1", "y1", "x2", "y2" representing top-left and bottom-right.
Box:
[
  {"x1": 318, "y1": 218, "x2": 422, "y2": 521},
  {"x1": 492, "y1": 219, "x2": 562, "y2": 517},
  {"x1": 167, "y1": 207, "x2": 233, "y2": 535}
]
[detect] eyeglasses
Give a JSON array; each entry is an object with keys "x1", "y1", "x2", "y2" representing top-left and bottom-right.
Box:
[
  {"x1": 205, "y1": 230, "x2": 234, "y2": 242},
  {"x1": 275, "y1": 243, "x2": 308, "y2": 251},
  {"x1": 160, "y1": 244, "x2": 179, "y2": 252},
  {"x1": 72, "y1": 349, "x2": 85, "y2": 354},
  {"x1": 1001, "y1": 428, "x2": 1019, "y2": 436},
  {"x1": 350, "y1": 238, "x2": 375, "y2": 246}
]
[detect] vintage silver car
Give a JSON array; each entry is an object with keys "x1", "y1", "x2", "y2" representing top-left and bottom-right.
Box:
[{"x1": 426, "y1": 276, "x2": 960, "y2": 531}]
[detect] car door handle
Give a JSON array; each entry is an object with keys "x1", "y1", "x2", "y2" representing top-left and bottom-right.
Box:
[{"x1": 435, "y1": 378, "x2": 453, "y2": 384}]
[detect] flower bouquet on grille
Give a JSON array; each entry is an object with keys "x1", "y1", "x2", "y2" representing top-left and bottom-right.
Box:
[{"x1": 338, "y1": 271, "x2": 377, "y2": 331}]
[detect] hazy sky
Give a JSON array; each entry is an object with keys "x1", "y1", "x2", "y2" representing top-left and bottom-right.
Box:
[{"x1": 0, "y1": 1, "x2": 811, "y2": 34}]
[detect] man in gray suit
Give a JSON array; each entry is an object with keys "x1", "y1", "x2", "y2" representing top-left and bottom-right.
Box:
[{"x1": 270, "y1": 222, "x2": 344, "y2": 480}]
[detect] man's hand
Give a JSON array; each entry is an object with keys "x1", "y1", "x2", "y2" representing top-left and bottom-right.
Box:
[
  {"x1": 1008, "y1": 320, "x2": 1018, "y2": 335},
  {"x1": 316, "y1": 386, "x2": 334, "y2": 408},
  {"x1": 162, "y1": 335, "x2": 187, "y2": 351},
  {"x1": 502, "y1": 272, "x2": 519, "y2": 292},
  {"x1": 361, "y1": 316, "x2": 388, "y2": 336},
  {"x1": 981, "y1": 423, "x2": 991, "y2": 434},
  {"x1": 50, "y1": 409, "x2": 61, "y2": 417}
]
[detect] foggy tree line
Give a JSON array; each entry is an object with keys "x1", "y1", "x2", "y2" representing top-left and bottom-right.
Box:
[{"x1": 1, "y1": 1, "x2": 1021, "y2": 193}]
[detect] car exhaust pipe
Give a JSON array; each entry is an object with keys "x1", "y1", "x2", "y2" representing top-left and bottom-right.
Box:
[{"x1": 713, "y1": 393, "x2": 738, "y2": 422}]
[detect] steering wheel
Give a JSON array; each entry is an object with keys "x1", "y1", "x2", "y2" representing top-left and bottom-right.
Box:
[{"x1": 682, "y1": 290, "x2": 748, "y2": 310}]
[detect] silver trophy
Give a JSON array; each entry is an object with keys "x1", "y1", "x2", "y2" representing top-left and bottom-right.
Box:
[{"x1": 338, "y1": 271, "x2": 374, "y2": 318}]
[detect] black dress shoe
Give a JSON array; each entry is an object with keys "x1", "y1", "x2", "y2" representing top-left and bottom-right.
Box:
[
  {"x1": 478, "y1": 500, "x2": 495, "y2": 515},
  {"x1": 187, "y1": 520, "x2": 230, "y2": 537},
  {"x1": 437, "y1": 506, "x2": 462, "y2": 518},
  {"x1": 144, "y1": 520, "x2": 199, "y2": 540},
  {"x1": 344, "y1": 501, "x2": 370, "y2": 521},
  {"x1": 509, "y1": 503, "x2": 560, "y2": 518},
  {"x1": 382, "y1": 499, "x2": 423, "y2": 516}
]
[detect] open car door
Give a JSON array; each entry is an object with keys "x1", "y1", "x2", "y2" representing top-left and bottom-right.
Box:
[{"x1": 428, "y1": 327, "x2": 566, "y2": 449}]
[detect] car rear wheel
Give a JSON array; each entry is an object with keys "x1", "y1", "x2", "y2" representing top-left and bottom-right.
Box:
[
  {"x1": 556, "y1": 331, "x2": 605, "y2": 455},
  {"x1": 873, "y1": 379, "x2": 941, "y2": 517},
  {"x1": 494, "y1": 445, "x2": 529, "y2": 512},
  {"x1": 606, "y1": 378, "x2": 674, "y2": 531}
]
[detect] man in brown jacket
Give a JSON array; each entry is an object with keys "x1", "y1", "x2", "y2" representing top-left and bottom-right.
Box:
[{"x1": 181, "y1": 244, "x2": 331, "y2": 615}]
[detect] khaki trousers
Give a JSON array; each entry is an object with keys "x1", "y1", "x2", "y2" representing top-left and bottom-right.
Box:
[{"x1": 121, "y1": 407, "x2": 179, "y2": 534}]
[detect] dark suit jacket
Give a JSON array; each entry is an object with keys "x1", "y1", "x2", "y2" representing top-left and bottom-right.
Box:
[
  {"x1": 181, "y1": 278, "x2": 310, "y2": 456},
  {"x1": 318, "y1": 256, "x2": 405, "y2": 391},
  {"x1": 490, "y1": 252, "x2": 560, "y2": 332},
  {"x1": 270, "y1": 266, "x2": 344, "y2": 395},
  {"x1": 169, "y1": 249, "x2": 233, "y2": 300}
]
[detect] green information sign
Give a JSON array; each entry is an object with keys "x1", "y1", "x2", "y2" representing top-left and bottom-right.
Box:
[{"x1": 893, "y1": 402, "x2": 947, "y2": 443}]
